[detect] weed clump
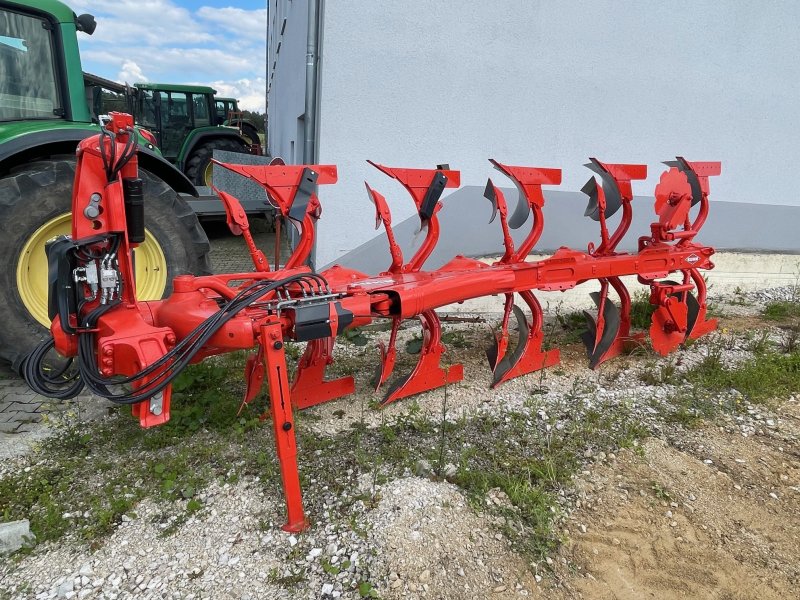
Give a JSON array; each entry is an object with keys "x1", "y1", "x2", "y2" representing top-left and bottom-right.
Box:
[
  {"x1": 763, "y1": 300, "x2": 800, "y2": 321},
  {"x1": 684, "y1": 349, "x2": 800, "y2": 403}
]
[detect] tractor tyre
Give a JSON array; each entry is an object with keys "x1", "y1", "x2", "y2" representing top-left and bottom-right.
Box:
[
  {"x1": 185, "y1": 138, "x2": 250, "y2": 187},
  {"x1": 0, "y1": 158, "x2": 212, "y2": 373},
  {"x1": 240, "y1": 123, "x2": 261, "y2": 148}
]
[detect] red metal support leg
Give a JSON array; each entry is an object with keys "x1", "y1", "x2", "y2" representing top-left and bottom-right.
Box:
[{"x1": 260, "y1": 321, "x2": 309, "y2": 533}]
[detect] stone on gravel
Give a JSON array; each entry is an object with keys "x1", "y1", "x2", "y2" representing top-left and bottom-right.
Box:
[
  {"x1": 415, "y1": 459, "x2": 432, "y2": 477},
  {"x1": 0, "y1": 519, "x2": 33, "y2": 554},
  {"x1": 56, "y1": 580, "x2": 74, "y2": 598}
]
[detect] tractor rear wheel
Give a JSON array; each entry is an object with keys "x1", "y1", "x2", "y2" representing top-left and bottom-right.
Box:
[
  {"x1": 240, "y1": 123, "x2": 261, "y2": 148},
  {"x1": 185, "y1": 138, "x2": 249, "y2": 187},
  {"x1": 0, "y1": 159, "x2": 211, "y2": 372}
]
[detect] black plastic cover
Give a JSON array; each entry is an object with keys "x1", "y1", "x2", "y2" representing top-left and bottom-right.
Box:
[
  {"x1": 419, "y1": 171, "x2": 447, "y2": 221},
  {"x1": 123, "y1": 177, "x2": 145, "y2": 243},
  {"x1": 292, "y1": 301, "x2": 355, "y2": 342}
]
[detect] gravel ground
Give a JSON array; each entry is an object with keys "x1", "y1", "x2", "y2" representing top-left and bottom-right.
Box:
[{"x1": 1, "y1": 285, "x2": 798, "y2": 599}]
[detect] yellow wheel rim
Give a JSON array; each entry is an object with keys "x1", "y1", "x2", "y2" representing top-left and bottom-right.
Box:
[
  {"x1": 16, "y1": 213, "x2": 168, "y2": 327},
  {"x1": 203, "y1": 161, "x2": 214, "y2": 187}
]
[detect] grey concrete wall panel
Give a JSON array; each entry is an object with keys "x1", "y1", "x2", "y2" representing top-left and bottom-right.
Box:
[
  {"x1": 306, "y1": 1, "x2": 800, "y2": 267},
  {"x1": 267, "y1": 0, "x2": 310, "y2": 163},
  {"x1": 325, "y1": 187, "x2": 800, "y2": 274},
  {"x1": 211, "y1": 150, "x2": 274, "y2": 210}
]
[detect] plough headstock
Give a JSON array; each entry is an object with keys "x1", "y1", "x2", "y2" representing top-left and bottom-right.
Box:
[{"x1": 24, "y1": 116, "x2": 722, "y2": 533}]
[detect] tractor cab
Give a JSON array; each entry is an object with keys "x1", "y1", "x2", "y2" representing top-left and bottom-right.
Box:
[
  {"x1": 135, "y1": 84, "x2": 218, "y2": 161},
  {"x1": 0, "y1": 6, "x2": 67, "y2": 122},
  {"x1": 215, "y1": 96, "x2": 262, "y2": 151},
  {"x1": 215, "y1": 97, "x2": 238, "y2": 125}
]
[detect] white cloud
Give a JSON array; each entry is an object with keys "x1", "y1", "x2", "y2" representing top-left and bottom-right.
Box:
[
  {"x1": 206, "y1": 78, "x2": 267, "y2": 112},
  {"x1": 118, "y1": 60, "x2": 147, "y2": 84},
  {"x1": 74, "y1": 1, "x2": 213, "y2": 46},
  {"x1": 196, "y1": 7, "x2": 268, "y2": 40},
  {"x1": 75, "y1": 1, "x2": 266, "y2": 110}
]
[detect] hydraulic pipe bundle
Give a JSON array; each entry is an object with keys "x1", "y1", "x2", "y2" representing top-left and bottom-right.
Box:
[{"x1": 24, "y1": 114, "x2": 720, "y2": 531}]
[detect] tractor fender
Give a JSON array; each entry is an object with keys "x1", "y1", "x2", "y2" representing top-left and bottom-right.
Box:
[
  {"x1": 177, "y1": 128, "x2": 249, "y2": 171},
  {"x1": 138, "y1": 145, "x2": 197, "y2": 196},
  {"x1": 223, "y1": 118, "x2": 258, "y2": 129},
  {"x1": 0, "y1": 128, "x2": 94, "y2": 176},
  {"x1": 0, "y1": 128, "x2": 197, "y2": 196}
]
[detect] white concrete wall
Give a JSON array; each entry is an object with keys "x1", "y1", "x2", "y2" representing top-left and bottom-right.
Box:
[
  {"x1": 313, "y1": 1, "x2": 800, "y2": 267},
  {"x1": 267, "y1": 0, "x2": 309, "y2": 163}
]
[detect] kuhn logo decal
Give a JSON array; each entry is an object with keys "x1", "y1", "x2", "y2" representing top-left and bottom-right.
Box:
[{"x1": 686, "y1": 254, "x2": 700, "y2": 264}]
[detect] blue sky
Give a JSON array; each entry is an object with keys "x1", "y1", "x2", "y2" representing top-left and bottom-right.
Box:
[{"x1": 72, "y1": 1, "x2": 267, "y2": 111}]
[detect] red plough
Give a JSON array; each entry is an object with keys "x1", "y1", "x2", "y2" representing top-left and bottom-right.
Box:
[{"x1": 24, "y1": 113, "x2": 721, "y2": 532}]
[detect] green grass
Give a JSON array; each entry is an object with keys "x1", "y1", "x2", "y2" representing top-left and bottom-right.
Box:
[
  {"x1": 447, "y1": 405, "x2": 647, "y2": 560},
  {"x1": 650, "y1": 481, "x2": 673, "y2": 502},
  {"x1": 664, "y1": 387, "x2": 740, "y2": 428},
  {"x1": 294, "y1": 382, "x2": 648, "y2": 563},
  {"x1": 763, "y1": 300, "x2": 800, "y2": 321},
  {"x1": 629, "y1": 289, "x2": 656, "y2": 330},
  {"x1": 1, "y1": 345, "x2": 649, "y2": 570},
  {"x1": 341, "y1": 327, "x2": 370, "y2": 346},
  {"x1": 0, "y1": 354, "x2": 274, "y2": 546},
  {"x1": 684, "y1": 349, "x2": 800, "y2": 404},
  {"x1": 555, "y1": 309, "x2": 587, "y2": 344},
  {"x1": 639, "y1": 360, "x2": 677, "y2": 386}
]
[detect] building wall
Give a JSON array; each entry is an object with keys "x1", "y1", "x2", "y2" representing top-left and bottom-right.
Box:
[
  {"x1": 271, "y1": 1, "x2": 800, "y2": 266},
  {"x1": 266, "y1": 0, "x2": 309, "y2": 164}
]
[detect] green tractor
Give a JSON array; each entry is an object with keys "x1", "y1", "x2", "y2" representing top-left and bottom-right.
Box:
[
  {"x1": 0, "y1": 0, "x2": 211, "y2": 369},
  {"x1": 214, "y1": 96, "x2": 262, "y2": 150},
  {"x1": 134, "y1": 83, "x2": 253, "y2": 187},
  {"x1": 85, "y1": 77, "x2": 259, "y2": 188}
]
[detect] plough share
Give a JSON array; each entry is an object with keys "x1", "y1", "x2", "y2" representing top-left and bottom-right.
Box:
[{"x1": 24, "y1": 113, "x2": 721, "y2": 532}]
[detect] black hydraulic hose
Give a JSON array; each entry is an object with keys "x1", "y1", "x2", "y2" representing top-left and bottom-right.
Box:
[
  {"x1": 77, "y1": 279, "x2": 281, "y2": 403},
  {"x1": 83, "y1": 273, "x2": 317, "y2": 387},
  {"x1": 78, "y1": 273, "x2": 321, "y2": 405},
  {"x1": 112, "y1": 131, "x2": 137, "y2": 179},
  {"x1": 23, "y1": 338, "x2": 85, "y2": 400},
  {"x1": 24, "y1": 272, "x2": 328, "y2": 404}
]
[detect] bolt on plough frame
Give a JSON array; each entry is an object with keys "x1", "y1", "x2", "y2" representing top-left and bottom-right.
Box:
[{"x1": 24, "y1": 113, "x2": 721, "y2": 532}]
